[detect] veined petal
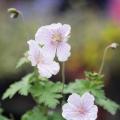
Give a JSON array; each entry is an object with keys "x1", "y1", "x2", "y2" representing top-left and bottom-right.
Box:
[
  {"x1": 27, "y1": 40, "x2": 41, "y2": 66},
  {"x1": 42, "y1": 43, "x2": 56, "y2": 61},
  {"x1": 68, "y1": 93, "x2": 81, "y2": 107},
  {"x1": 62, "y1": 92, "x2": 98, "y2": 120},
  {"x1": 88, "y1": 105, "x2": 98, "y2": 120},
  {"x1": 35, "y1": 26, "x2": 52, "y2": 45},
  {"x1": 62, "y1": 103, "x2": 77, "y2": 120},
  {"x1": 61, "y1": 24, "x2": 71, "y2": 37},
  {"x1": 48, "y1": 23, "x2": 62, "y2": 29},
  {"x1": 81, "y1": 92, "x2": 95, "y2": 110},
  {"x1": 57, "y1": 42, "x2": 71, "y2": 62},
  {"x1": 37, "y1": 61, "x2": 60, "y2": 78},
  {"x1": 37, "y1": 64, "x2": 52, "y2": 78}
]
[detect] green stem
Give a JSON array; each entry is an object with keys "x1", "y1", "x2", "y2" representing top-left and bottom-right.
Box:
[
  {"x1": 61, "y1": 62, "x2": 65, "y2": 94},
  {"x1": 98, "y1": 46, "x2": 109, "y2": 74}
]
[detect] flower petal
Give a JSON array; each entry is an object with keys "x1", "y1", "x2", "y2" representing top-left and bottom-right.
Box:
[
  {"x1": 67, "y1": 93, "x2": 81, "y2": 107},
  {"x1": 42, "y1": 43, "x2": 56, "y2": 60},
  {"x1": 38, "y1": 64, "x2": 52, "y2": 78},
  {"x1": 35, "y1": 26, "x2": 52, "y2": 45},
  {"x1": 61, "y1": 24, "x2": 71, "y2": 37},
  {"x1": 62, "y1": 103, "x2": 77, "y2": 120},
  {"x1": 62, "y1": 92, "x2": 98, "y2": 120},
  {"x1": 57, "y1": 42, "x2": 71, "y2": 62},
  {"x1": 47, "y1": 61, "x2": 60, "y2": 75},
  {"x1": 81, "y1": 92, "x2": 95, "y2": 110},
  {"x1": 37, "y1": 61, "x2": 60, "y2": 78},
  {"x1": 88, "y1": 105, "x2": 98, "y2": 120},
  {"x1": 48, "y1": 23, "x2": 62, "y2": 29},
  {"x1": 27, "y1": 40, "x2": 41, "y2": 66}
]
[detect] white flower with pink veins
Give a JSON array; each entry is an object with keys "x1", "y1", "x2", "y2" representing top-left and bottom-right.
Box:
[
  {"x1": 35, "y1": 23, "x2": 71, "y2": 62},
  {"x1": 27, "y1": 40, "x2": 60, "y2": 78},
  {"x1": 62, "y1": 92, "x2": 98, "y2": 120}
]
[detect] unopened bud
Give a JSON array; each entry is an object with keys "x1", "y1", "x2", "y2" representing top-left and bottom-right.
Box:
[
  {"x1": 109, "y1": 43, "x2": 119, "y2": 49},
  {"x1": 8, "y1": 8, "x2": 20, "y2": 19}
]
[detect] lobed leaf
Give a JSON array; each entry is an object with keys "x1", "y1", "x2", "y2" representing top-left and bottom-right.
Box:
[
  {"x1": 16, "y1": 57, "x2": 29, "y2": 69},
  {"x1": 22, "y1": 107, "x2": 47, "y2": 120},
  {"x1": 2, "y1": 73, "x2": 34, "y2": 99},
  {"x1": 30, "y1": 81, "x2": 63, "y2": 109}
]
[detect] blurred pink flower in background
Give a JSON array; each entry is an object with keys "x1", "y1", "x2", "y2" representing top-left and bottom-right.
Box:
[
  {"x1": 108, "y1": 0, "x2": 120, "y2": 24},
  {"x1": 35, "y1": 23, "x2": 71, "y2": 62},
  {"x1": 27, "y1": 40, "x2": 60, "y2": 78},
  {"x1": 62, "y1": 92, "x2": 98, "y2": 120}
]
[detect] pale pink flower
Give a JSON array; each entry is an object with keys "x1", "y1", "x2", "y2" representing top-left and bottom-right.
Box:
[
  {"x1": 62, "y1": 92, "x2": 98, "y2": 120},
  {"x1": 27, "y1": 40, "x2": 60, "y2": 78},
  {"x1": 35, "y1": 23, "x2": 71, "y2": 62}
]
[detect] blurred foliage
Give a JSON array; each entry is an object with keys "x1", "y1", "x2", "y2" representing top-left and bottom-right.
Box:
[
  {"x1": 0, "y1": 108, "x2": 9, "y2": 120},
  {"x1": 0, "y1": 7, "x2": 120, "y2": 78}
]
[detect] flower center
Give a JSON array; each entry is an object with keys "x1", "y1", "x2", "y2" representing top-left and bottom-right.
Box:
[
  {"x1": 51, "y1": 33, "x2": 62, "y2": 42},
  {"x1": 78, "y1": 106, "x2": 86, "y2": 115}
]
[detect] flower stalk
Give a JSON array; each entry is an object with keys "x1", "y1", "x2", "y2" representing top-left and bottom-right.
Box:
[
  {"x1": 99, "y1": 43, "x2": 119, "y2": 74},
  {"x1": 61, "y1": 62, "x2": 65, "y2": 94},
  {"x1": 98, "y1": 46, "x2": 109, "y2": 74}
]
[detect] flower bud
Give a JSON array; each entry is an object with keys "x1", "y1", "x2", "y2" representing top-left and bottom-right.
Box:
[
  {"x1": 109, "y1": 43, "x2": 119, "y2": 49},
  {"x1": 8, "y1": 8, "x2": 20, "y2": 19}
]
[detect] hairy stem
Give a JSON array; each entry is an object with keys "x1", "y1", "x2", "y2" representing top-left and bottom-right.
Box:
[
  {"x1": 99, "y1": 46, "x2": 109, "y2": 74},
  {"x1": 61, "y1": 62, "x2": 65, "y2": 94}
]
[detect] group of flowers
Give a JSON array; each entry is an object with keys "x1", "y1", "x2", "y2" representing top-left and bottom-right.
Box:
[
  {"x1": 27, "y1": 23, "x2": 71, "y2": 78},
  {"x1": 27, "y1": 23, "x2": 98, "y2": 120}
]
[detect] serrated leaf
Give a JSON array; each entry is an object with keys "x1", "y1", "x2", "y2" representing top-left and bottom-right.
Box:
[
  {"x1": 96, "y1": 98, "x2": 120, "y2": 115},
  {"x1": 85, "y1": 71, "x2": 104, "y2": 81},
  {"x1": 48, "y1": 112, "x2": 64, "y2": 120},
  {"x1": 64, "y1": 79, "x2": 91, "y2": 95},
  {"x1": 21, "y1": 107, "x2": 47, "y2": 120},
  {"x1": 91, "y1": 89, "x2": 106, "y2": 99},
  {"x1": 2, "y1": 73, "x2": 34, "y2": 99},
  {"x1": 16, "y1": 57, "x2": 29, "y2": 69},
  {"x1": 91, "y1": 89, "x2": 120, "y2": 115},
  {"x1": 31, "y1": 81, "x2": 63, "y2": 109}
]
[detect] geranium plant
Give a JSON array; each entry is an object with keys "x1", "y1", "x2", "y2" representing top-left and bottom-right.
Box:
[{"x1": 1, "y1": 17, "x2": 120, "y2": 120}]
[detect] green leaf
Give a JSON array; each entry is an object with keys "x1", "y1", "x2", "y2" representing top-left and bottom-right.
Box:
[
  {"x1": 2, "y1": 73, "x2": 34, "y2": 99},
  {"x1": 64, "y1": 79, "x2": 91, "y2": 95},
  {"x1": 96, "y1": 98, "x2": 120, "y2": 115},
  {"x1": 85, "y1": 71, "x2": 104, "y2": 81},
  {"x1": 21, "y1": 107, "x2": 47, "y2": 120},
  {"x1": 31, "y1": 81, "x2": 63, "y2": 109},
  {"x1": 48, "y1": 112, "x2": 64, "y2": 120},
  {"x1": 91, "y1": 89, "x2": 106, "y2": 99},
  {"x1": 16, "y1": 56, "x2": 29, "y2": 69},
  {"x1": 91, "y1": 89, "x2": 120, "y2": 115},
  {"x1": 0, "y1": 115, "x2": 9, "y2": 120},
  {"x1": 0, "y1": 108, "x2": 9, "y2": 120}
]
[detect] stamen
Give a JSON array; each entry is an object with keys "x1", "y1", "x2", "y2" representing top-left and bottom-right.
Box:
[{"x1": 52, "y1": 32, "x2": 62, "y2": 42}]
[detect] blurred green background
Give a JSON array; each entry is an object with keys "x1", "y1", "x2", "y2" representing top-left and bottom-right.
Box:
[{"x1": 0, "y1": 0, "x2": 120, "y2": 120}]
